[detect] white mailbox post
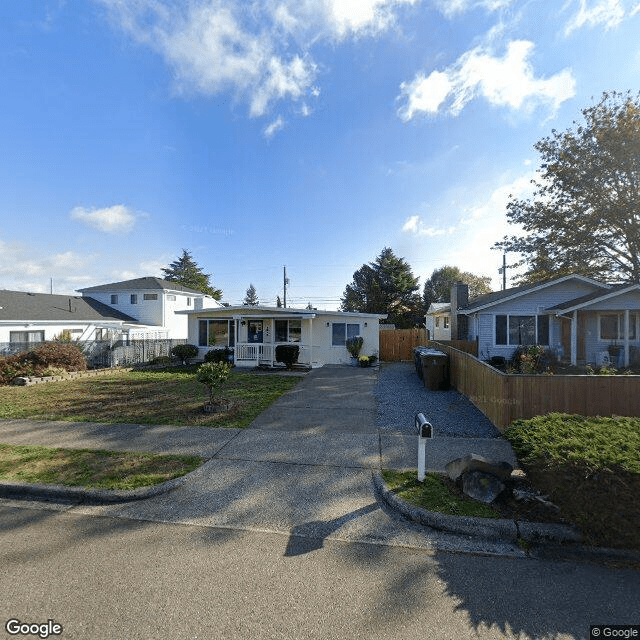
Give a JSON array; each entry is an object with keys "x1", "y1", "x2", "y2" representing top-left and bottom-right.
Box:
[{"x1": 415, "y1": 412, "x2": 433, "y2": 482}]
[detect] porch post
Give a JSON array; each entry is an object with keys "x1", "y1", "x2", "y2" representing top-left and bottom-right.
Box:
[
  {"x1": 308, "y1": 318, "x2": 313, "y2": 367},
  {"x1": 624, "y1": 310, "x2": 630, "y2": 367},
  {"x1": 571, "y1": 310, "x2": 578, "y2": 366}
]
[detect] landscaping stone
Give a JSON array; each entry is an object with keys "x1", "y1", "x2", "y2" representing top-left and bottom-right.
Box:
[
  {"x1": 462, "y1": 470, "x2": 506, "y2": 504},
  {"x1": 445, "y1": 453, "x2": 513, "y2": 482}
]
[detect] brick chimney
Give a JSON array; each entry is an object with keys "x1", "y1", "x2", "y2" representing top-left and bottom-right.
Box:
[{"x1": 450, "y1": 282, "x2": 469, "y2": 340}]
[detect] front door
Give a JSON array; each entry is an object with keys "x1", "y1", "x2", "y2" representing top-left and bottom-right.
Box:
[
  {"x1": 247, "y1": 320, "x2": 263, "y2": 343},
  {"x1": 560, "y1": 315, "x2": 586, "y2": 362}
]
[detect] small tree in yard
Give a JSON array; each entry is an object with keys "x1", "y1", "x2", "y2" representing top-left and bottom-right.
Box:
[
  {"x1": 171, "y1": 344, "x2": 198, "y2": 364},
  {"x1": 196, "y1": 362, "x2": 232, "y2": 405}
]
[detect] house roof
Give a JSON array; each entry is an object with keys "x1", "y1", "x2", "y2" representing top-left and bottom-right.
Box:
[
  {"x1": 460, "y1": 274, "x2": 608, "y2": 313},
  {"x1": 546, "y1": 284, "x2": 640, "y2": 313},
  {"x1": 77, "y1": 277, "x2": 208, "y2": 296},
  {"x1": 426, "y1": 303, "x2": 450, "y2": 315},
  {"x1": 177, "y1": 305, "x2": 387, "y2": 319},
  {"x1": 0, "y1": 290, "x2": 139, "y2": 323}
]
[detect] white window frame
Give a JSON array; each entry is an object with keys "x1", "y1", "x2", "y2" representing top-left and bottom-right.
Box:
[
  {"x1": 143, "y1": 293, "x2": 158, "y2": 301},
  {"x1": 494, "y1": 314, "x2": 549, "y2": 347},
  {"x1": 110, "y1": 294, "x2": 118, "y2": 304},
  {"x1": 331, "y1": 322, "x2": 360, "y2": 346},
  {"x1": 598, "y1": 313, "x2": 638, "y2": 341},
  {"x1": 130, "y1": 294, "x2": 138, "y2": 304}
]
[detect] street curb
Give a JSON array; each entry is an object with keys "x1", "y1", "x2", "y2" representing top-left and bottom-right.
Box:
[
  {"x1": 0, "y1": 471, "x2": 190, "y2": 505},
  {"x1": 372, "y1": 471, "x2": 581, "y2": 544}
]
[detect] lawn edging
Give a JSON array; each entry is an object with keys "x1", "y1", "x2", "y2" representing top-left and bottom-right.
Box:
[
  {"x1": 0, "y1": 468, "x2": 191, "y2": 504},
  {"x1": 11, "y1": 367, "x2": 133, "y2": 386},
  {"x1": 372, "y1": 470, "x2": 581, "y2": 544}
]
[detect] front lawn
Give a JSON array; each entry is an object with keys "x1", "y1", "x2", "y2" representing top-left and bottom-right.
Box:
[
  {"x1": 0, "y1": 443, "x2": 202, "y2": 490},
  {"x1": 0, "y1": 366, "x2": 300, "y2": 428},
  {"x1": 505, "y1": 414, "x2": 640, "y2": 550}
]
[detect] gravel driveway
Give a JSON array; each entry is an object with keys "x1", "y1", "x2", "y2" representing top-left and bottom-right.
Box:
[{"x1": 375, "y1": 362, "x2": 501, "y2": 438}]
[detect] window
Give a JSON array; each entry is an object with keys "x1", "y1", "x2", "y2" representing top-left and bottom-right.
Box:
[
  {"x1": 332, "y1": 322, "x2": 359, "y2": 346},
  {"x1": 111, "y1": 295, "x2": 118, "y2": 304},
  {"x1": 167, "y1": 295, "x2": 176, "y2": 301},
  {"x1": 130, "y1": 294, "x2": 138, "y2": 304},
  {"x1": 435, "y1": 317, "x2": 439, "y2": 328},
  {"x1": 198, "y1": 320, "x2": 235, "y2": 347},
  {"x1": 443, "y1": 317, "x2": 449, "y2": 329},
  {"x1": 187, "y1": 297, "x2": 192, "y2": 306},
  {"x1": 600, "y1": 313, "x2": 637, "y2": 340},
  {"x1": 10, "y1": 331, "x2": 44, "y2": 343},
  {"x1": 275, "y1": 319, "x2": 302, "y2": 343},
  {"x1": 143, "y1": 293, "x2": 158, "y2": 301},
  {"x1": 495, "y1": 315, "x2": 549, "y2": 346}
]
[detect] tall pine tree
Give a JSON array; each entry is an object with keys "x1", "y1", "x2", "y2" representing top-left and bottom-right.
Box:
[
  {"x1": 243, "y1": 284, "x2": 259, "y2": 306},
  {"x1": 341, "y1": 247, "x2": 421, "y2": 327},
  {"x1": 161, "y1": 249, "x2": 222, "y2": 299}
]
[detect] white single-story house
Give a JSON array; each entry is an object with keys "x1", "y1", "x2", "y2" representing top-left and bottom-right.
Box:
[
  {"x1": 77, "y1": 277, "x2": 221, "y2": 340},
  {"x1": 0, "y1": 290, "x2": 142, "y2": 348},
  {"x1": 425, "y1": 302, "x2": 451, "y2": 341},
  {"x1": 178, "y1": 305, "x2": 387, "y2": 368},
  {"x1": 448, "y1": 275, "x2": 640, "y2": 367}
]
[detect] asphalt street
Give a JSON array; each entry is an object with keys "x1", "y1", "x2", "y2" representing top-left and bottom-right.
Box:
[{"x1": 1, "y1": 365, "x2": 638, "y2": 639}]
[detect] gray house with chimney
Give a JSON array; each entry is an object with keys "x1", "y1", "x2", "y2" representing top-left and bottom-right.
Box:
[{"x1": 446, "y1": 274, "x2": 640, "y2": 367}]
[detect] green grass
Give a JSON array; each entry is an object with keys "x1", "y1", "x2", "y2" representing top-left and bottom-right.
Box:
[
  {"x1": 504, "y1": 413, "x2": 640, "y2": 473},
  {"x1": 0, "y1": 366, "x2": 300, "y2": 428},
  {"x1": 381, "y1": 469, "x2": 501, "y2": 518},
  {"x1": 0, "y1": 443, "x2": 202, "y2": 490}
]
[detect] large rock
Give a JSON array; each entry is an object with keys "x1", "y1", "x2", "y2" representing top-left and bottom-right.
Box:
[
  {"x1": 462, "y1": 471, "x2": 505, "y2": 504},
  {"x1": 445, "y1": 453, "x2": 513, "y2": 482}
]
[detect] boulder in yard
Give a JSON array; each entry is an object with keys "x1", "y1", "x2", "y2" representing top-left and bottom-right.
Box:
[
  {"x1": 445, "y1": 453, "x2": 513, "y2": 482},
  {"x1": 462, "y1": 471, "x2": 506, "y2": 504}
]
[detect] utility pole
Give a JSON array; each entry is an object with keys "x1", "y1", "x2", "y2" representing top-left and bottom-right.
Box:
[
  {"x1": 283, "y1": 266, "x2": 289, "y2": 308},
  {"x1": 498, "y1": 253, "x2": 513, "y2": 290}
]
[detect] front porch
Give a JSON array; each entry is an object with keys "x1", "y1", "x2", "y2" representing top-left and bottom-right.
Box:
[{"x1": 234, "y1": 342, "x2": 313, "y2": 368}]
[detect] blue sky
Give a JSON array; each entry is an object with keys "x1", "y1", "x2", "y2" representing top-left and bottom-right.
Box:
[{"x1": 1, "y1": 0, "x2": 639, "y2": 308}]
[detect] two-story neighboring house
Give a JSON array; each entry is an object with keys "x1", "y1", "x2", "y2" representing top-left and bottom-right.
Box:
[{"x1": 77, "y1": 277, "x2": 220, "y2": 340}]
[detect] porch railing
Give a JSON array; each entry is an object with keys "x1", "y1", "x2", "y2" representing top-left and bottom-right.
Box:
[{"x1": 235, "y1": 343, "x2": 309, "y2": 365}]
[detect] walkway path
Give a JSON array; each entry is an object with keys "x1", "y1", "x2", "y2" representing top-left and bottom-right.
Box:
[{"x1": 0, "y1": 365, "x2": 520, "y2": 556}]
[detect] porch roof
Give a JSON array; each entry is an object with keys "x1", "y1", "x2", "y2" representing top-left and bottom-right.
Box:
[
  {"x1": 177, "y1": 305, "x2": 387, "y2": 319},
  {"x1": 546, "y1": 284, "x2": 640, "y2": 313}
]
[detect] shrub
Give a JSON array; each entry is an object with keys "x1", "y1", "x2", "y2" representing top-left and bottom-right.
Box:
[
  {"x1": 0, "y1": 343, "x2": 86, "y2": 384},
  {"x1": 196, "y1": 361, "x2": 232, "y2": 403},
  {"x1": 149, "y1": 356, "x2": 172, "y2": 367},
  {"x1": 204, "y1": 347, "x2": 233, "y2": 364},
  {"x1": 346, "y1": 336, "x2": 364, "y2": 358},
  {"x1": 275, "y1": 344, "x2": 299, "y2": 369},
  {"x1": 509, "y1": 345, "x2": 557, "y2": 374},
  {"x1": 171, "y1": 344, "x2": 199, "y2": 363}
]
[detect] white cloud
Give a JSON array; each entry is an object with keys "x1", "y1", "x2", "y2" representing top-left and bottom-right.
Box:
[
  {"x1": 401, "y1": 215, "x2": 456, "y2": 236},
  {"x1": 398, "y1": 40, "x2": 576, "y2": 121},
  {"x1": 431, "y1": 0, "x2": 513, "y2": 19},
  {"x1": 70, "y1": 204, "x2": 138, "y2": 233},
  {"x1": 99, "y1": 0, "x2": 417, "y2": 118},
  {"x1": 564, "y1": 0, "x2": 633, "y2": 35},
  {"x1": 264, "y1": 115, "x2": 286, "y2": 138}
]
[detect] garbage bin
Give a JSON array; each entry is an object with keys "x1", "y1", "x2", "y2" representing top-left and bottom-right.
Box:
[
  {"x1": 413, "y1": 346, "x2": 430, "y2": 380},
  {"x1": 420, "y1": 349, "x2": 449, "y2": 391}
]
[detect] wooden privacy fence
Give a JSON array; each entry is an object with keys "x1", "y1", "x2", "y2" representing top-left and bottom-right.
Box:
[
  {"x1": 434, "y1": 343, "x2": 640, "y2": 430},
  {"x1": 379, "y1": 328, "x2": 427, "y2": 361}
]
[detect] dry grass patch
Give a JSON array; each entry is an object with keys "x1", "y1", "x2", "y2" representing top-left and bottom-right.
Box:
[{"x1": 0, "y1": 366, "x2": 300, "y2": 428}]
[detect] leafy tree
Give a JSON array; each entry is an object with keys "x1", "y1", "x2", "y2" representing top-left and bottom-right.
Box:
[
  {"x1": 340, "y1": 247, "x2": 421, "y2": 327},
  {"x1": 243, "y1": 283, "x2": 259, "y2": 306},
  {"x1": 161, "y1": 249, "x2": 222, "y2": 299},
  {"x1": 423, "y1": 266, "x2": 492, "y2": 309},
  {"x1": 495, "y1": 91, "x2": 640, "y2": 284}
]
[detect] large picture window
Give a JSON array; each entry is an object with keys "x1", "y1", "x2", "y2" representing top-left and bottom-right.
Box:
[
  {"x1": 495, "y1": 315, "x2": 549, "y2": 346},
  {"x1": 332, "y1": 322, "x2": 360, "y2": 346},
  {"x1": 275, "y1": 319, "x2": 301, "y2": 343},
  {"x1": 198, "y1": 319, "x2": 235, "y2": 347},
  {"x1": 600, "y1": 313, "x2": 637, "y2": 340},
  {"x1": 9, "y1": 331, "x2": 44, "y2": 343}
]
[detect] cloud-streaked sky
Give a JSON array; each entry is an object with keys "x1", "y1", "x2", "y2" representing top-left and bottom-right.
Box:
[{"x1": 1, "y1": 0, "x2": 639, "y2": 307}]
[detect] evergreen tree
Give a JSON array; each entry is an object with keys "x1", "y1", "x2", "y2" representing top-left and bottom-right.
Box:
[
  {"x1": 243, "y1": 284, "x2": 259, "y2": 306},
  {"x1": 276, "y1": 295, "x2": 282, "y2": 308},
  {"x1": 496, "y1": 91, "x2": 640, "y2": 284},
  {"x1": 161, "y1": 249, "x2": 222, "y2": 299},
  {"x1": 340, "y1": 247, "x2": 421, "y2": 327}
]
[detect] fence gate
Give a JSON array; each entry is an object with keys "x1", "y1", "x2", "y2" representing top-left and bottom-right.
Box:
[{"x1": 379, "y1": 329, "x2": 427, "y2": 361}]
